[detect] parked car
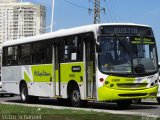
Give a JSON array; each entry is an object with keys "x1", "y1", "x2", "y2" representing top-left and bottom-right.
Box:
[
  {"x1": 0, "y1": 80, "x2": 2, "y2": 91},
  {"x1": 132, "y1": 98, "x2": 142, "y2": 104},
  {"x1": 0, "y1": 75, "x2": 3, "y2": 92}
]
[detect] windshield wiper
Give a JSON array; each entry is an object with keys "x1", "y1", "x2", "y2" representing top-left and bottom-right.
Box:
[{"x1": 114, "y1": 34, "x2": 131, "y2": 53}]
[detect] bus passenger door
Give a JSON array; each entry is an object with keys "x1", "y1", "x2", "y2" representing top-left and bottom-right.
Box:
[
  {"x1": 84, "y1": 34, "x2": 96, "y2": 98},
  {"x1": 53, "y1": 45, "x2": 61, "y2": 96}
]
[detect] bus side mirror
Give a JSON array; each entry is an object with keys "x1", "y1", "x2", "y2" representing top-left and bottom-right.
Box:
[{"x1": 96, "y1": 44, "x2": 101, "y2": 53}]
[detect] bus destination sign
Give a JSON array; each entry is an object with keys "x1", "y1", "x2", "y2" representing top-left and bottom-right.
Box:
[
  {"x1": 100, "y1": 26, "x2": 153, "y2": 36},
  {"x1": 131, "y1": 37, "x2": 155, "y2": 44}
]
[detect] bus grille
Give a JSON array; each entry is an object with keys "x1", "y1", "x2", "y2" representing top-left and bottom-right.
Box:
[
  {"x1": 118, "y1": 93, "x2": 148, "y2": 97},
  {"x1": 117, "y1": 83, "x2": 148, "y2": 88}
]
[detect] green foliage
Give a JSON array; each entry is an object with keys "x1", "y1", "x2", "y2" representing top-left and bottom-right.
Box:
[{"x1": 0, "y1": 104, "x2": 158, "y2": 120}]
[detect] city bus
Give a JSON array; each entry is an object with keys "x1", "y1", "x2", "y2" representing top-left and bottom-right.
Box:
[{"x1": 1, "y1": 23, "x2": 159, "y2": 107}]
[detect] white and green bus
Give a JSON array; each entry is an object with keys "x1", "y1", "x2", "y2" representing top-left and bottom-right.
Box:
[{"x1": 1, "y1": 23, "x2": 159, "y2": 107}]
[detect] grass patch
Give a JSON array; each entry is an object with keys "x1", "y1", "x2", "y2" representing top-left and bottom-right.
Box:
[{"x1": 0, "y1": 104, "x2": 158, "y2": 120}]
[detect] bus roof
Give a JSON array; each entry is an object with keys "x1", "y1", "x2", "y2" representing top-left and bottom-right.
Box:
[{"x1": 2, "y1": 23, "x2": 151, "y2": 47}]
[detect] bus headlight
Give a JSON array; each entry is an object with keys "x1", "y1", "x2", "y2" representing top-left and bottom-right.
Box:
[
  {"x1": 151, "y1": 78, "x2": 159, "y2": 87},
  {"x1": 105, "y1": 81, "x2": 109, "y2": 85},
  {"x1": 110, "y1": 83, "x2": 114, "y2": 88},
  {"x1": 151, "y1": 82, "x2": 155, "y2": 87},
  {"x1": 155, "y1": 80, "x2": 158, "y2": 84}
]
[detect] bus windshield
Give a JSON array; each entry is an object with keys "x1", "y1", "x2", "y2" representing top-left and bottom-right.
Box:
[{"x1": 98, "y1": 36, "x2": 158, "y2": 75}]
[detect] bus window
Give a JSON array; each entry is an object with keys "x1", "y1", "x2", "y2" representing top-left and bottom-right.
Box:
[
  {"x1": 63, "y1": 36, "x2": 83, "y2": 62},
  {"x1": 31, "y1": 40, "x2": 52, "y2": 64},
  {"x1": 21, "y1": 44, "x2": 31, "y2": 65},
  {"x1": 3, "y1": 46, "x2": 18, "y2": 66}
]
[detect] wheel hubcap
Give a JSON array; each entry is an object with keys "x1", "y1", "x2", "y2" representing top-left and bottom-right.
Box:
[
  {"x1": 21, "y1": 88, "x2": 26, "y2": 101},
  {"x1": 72, "y1": 90, "x2": 80, "y2": 102}
]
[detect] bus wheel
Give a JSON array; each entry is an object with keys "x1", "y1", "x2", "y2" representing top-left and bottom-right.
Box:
[
  {"x1": 10, "y1": 94, "x2": 14, "y2": 97},
  {"x1": 29, "y1": 96, "x2": 39, "y2": 103},
  {"x1": 0, "y1": 94, "x2": 4, "y2": 97},
  {"x1": 157, "y1": 97, "x2": 160, "y2": 104},
  {"x1": 116, "y1": 100, "x2": 132, "y2": 108},
  {"x1": 132, "y1": 99, "x2": 141, "y2": 104},
  {"x1": 70, "y1": 87, "x2": 81, "y2": 107},
  {"x1": 20, "y1": 83, "x2": 29, "y2": 103}
]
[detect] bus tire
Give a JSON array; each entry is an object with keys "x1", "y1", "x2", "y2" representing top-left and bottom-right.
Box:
[
  {"x1": 29, "y1": 96, "x2": 39, "y2": 103},
  {"x1": 132, "y1": 99, "x2": 141, "y2": 104},
  {"x1": 0, "y1": 94, "x2": 4, "y2": 97},
  {"x1": 157, "y1": 97, "x2": 160, "y2": 104},
  {"x1": 10, "y1": 94, "x2": 14, "y2": 97},
  {"x1": 20, "y1": 82, "x2": 29, "y2": 103},
  {"x1": 70, "y1": 86, "x2": 81, "y2": 107},
  {"x1": 116, "y1": 100, "x2": 132, "y2": 108}
]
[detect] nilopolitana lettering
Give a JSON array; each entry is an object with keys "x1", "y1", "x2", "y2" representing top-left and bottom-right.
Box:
[{"x1": 34, "y1": 70, "x2": 50, "y2": 77}]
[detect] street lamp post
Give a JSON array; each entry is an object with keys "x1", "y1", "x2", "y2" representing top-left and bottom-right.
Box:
[{"x1": 51, "y1": 0, "x2": 54, "y2": 32}]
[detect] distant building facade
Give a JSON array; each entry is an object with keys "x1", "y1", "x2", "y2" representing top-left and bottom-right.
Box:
[
  {"x1": 0, "y1": 1, "x2": 46, "y2": 43},
  {"x1": 0, "y1": 0, "x2": 46, "y2": 72},
  {"x1": 0, "y1": 0, "x2": 18, "y2": 3}
]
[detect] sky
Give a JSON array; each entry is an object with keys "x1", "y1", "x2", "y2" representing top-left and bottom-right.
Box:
[{"x1": 23, "y1": 0, "x2": 160, "y2": 60}]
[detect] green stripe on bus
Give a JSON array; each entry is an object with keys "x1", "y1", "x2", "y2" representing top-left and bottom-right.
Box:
[
  {"x1": 31, "y1": 64, "x2": 53, "y2": 82},
  {"x1": 60, "y1": 62, "x2": 84, "y2": 83}
]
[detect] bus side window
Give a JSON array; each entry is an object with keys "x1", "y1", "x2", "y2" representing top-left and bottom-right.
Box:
[
  {"x1": 21, "y1": 44, "x2": 31, "y2": 65},
  {"x1": 3, "y1": 46, "x2": 18, "y2": 66},
  {"x1": 31, "y1": 40, "x2": 52, "y2": 64},
  {"x1": 62, "y1": 35, "x2": 83, "y2": 62},
  {"x1": 64, "y1": 40, "x2": 69, "y2": 61},
  {"x1": 2, "y1": 47, "x2": 7, "y2": 66}
]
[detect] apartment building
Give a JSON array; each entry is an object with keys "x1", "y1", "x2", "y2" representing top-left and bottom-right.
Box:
[
  {"x1": 0, "y1": 0, "x2": 46, "y2": 73},
  {"x1": 0, "y1": 1, "x2": 46, "y2": 43},
  {"x1": 0, "y1": 0, "x2": 18, "y2": 3}
]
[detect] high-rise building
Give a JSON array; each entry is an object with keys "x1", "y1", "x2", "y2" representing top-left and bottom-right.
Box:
[
  {"x1": 0, "y1": 0, "x2": 18, "y2": 3},
  {"x1": 0, "y1": 1, "x2": 46, "y2": 43},
  {"x1": 0, "y1": 1, "x2": 46, "y2": 72}
]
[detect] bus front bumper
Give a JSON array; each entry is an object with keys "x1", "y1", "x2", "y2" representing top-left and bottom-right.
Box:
[{"x1": 98, "y1": 86, "x2": 158, "y2": 101}]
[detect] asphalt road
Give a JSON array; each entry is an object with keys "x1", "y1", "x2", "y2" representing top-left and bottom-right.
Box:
[{"x1": 0, "y1": 95, "x2": 160, "y2": 118}]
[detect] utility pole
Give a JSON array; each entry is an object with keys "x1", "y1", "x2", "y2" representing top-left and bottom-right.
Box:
[
  {"x1": 89, "y1": 0, "x2": 105, "y2": 24},
  {"x1": 93, "y1": 0, "x2": 100, "y2": 24}
]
